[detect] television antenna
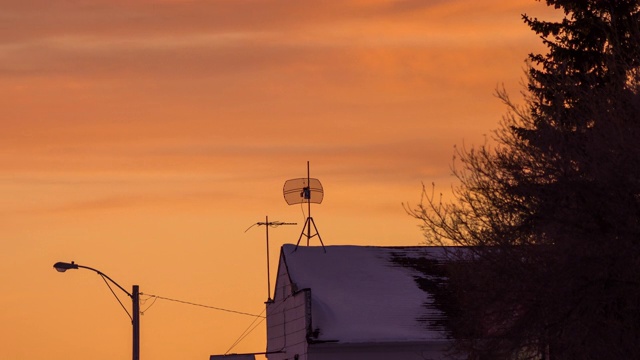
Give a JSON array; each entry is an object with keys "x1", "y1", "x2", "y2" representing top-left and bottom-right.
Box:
[
  {"x1": 245, "y1": 216, "x2": 296, "y2": 301},
  {"x1": 283, "y1": 161, "x2": 326, "y2": 252}
]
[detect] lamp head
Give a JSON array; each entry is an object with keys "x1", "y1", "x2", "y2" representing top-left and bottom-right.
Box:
[{"x1": 53, "y1": 261, "x2": 79, "y2": 273}]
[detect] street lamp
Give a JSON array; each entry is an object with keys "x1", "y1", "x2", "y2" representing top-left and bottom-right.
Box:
[{"x1": 53, "y1": 261, "x2": 140, "y2": 360}]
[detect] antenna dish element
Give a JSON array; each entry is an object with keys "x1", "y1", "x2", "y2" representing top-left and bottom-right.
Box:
[
  {"x1": 283, "y1": 178, "x2": 323, "y2": 205},
  {"x1": 283, "y1": 161, "x2": 326, "y2": 251}
]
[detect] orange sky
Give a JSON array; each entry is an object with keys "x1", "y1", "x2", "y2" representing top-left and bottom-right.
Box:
[{"x1": 1, "y1": 1, "x2": 558, "y2": 359}]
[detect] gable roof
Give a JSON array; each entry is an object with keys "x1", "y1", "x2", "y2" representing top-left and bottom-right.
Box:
[{"x1": 278, "y1": 244, "x2": 452, "y2": 344}]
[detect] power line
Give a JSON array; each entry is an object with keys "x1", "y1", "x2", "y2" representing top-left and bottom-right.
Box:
[
  {"x1": 139, "y1": 295, "x2": 158, "y2": 315},
  {"x1": 140, "y1": 293, "x2": 265, "y2": 318},
  {"x1": 224, "y1": 294, "x2": 292, "y2": 354},
  {"x1": 225, "y1": 308, "x2": 267, "y2": 354}
]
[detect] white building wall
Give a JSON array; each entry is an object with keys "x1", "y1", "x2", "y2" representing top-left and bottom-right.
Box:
[{"x1": 266, "y1": 255, "x2": 310, "y2": 360}]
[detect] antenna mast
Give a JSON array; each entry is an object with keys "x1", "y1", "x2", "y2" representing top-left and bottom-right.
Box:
[{"x1": 246, "y1": 216, "x2": 296, "y2": 301}]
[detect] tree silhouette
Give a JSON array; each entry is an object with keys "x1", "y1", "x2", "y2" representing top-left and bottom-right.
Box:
[{"x1": 409, "y1": 1, "x2": 640, "y2": 359}]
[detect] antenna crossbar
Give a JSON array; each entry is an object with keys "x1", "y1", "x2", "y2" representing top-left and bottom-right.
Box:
[{"x1": 256, "y1": 221, "x2": 297, "y2": 227}]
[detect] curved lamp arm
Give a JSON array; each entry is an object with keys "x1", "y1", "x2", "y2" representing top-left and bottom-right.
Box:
[
  {"x1": 53, "y1": 260, "x2": 140, "y2": 360},
  {"x1": 53, "y1": 261, "x2": 133, "y2": 298}
]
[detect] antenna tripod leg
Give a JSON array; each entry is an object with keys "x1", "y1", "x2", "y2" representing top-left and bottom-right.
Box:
[
  {"x1": 294, "y1": 217, "x2": 311, "y2": 250},
  {"x1": 294, "y1": 217, "x2": 325, "y2": 253},
  {"x1": 310, "y1": 217, "x2": 326, "y2": 253}
]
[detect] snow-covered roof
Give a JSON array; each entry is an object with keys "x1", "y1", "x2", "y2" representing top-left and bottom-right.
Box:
[{"x1": 279, "y1": 244, "x2": 452, "y2": 344}]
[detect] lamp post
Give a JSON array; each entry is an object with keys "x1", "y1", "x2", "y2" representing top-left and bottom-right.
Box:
[{"x1": 53, "y1": 261, "x2": 140, "y2": 360}]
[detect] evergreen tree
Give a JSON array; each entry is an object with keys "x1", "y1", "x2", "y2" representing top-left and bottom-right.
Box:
[{"x1": 409, "y1": 1, "x2": 640, "y2": 358}]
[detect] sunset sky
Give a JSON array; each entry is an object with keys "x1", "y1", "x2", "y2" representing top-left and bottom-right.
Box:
[{"x1": 1, "y1": 1, "x2": 558, "y2": 359}]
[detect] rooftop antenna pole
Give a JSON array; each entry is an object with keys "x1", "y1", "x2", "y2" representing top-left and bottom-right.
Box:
[
  {"x1": 265, "y1": 216, "x2": 271, "y2": 299},
  {"x1": 246, "y1": 216, "x2": 296, "y2": 301},
  {"x1": 306, "y1": 161, "x2": 312, "y2": 245}
]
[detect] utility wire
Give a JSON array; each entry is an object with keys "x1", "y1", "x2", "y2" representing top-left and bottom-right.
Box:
[
  {"x1": 300, "y1": 201, "x2": 307, "y2": 221},
  {"x1": 141, "y1": 293, "x2": 265, "y2": 318},
  {"x1": 224, "y1": 294, "x2": 293, "y2": 354},
  {"x1": 138, "y1": 292, "x2": 267, "y2": 353},
  {"x1": 139, "y1": 295, "x2": 158, "y2": 315},
  {"x1": 225, "y1": 308, "x2": 267, "y2": 354}
]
